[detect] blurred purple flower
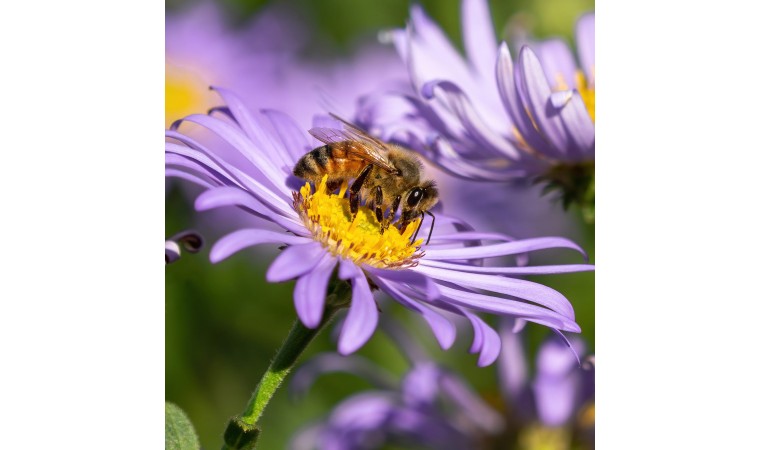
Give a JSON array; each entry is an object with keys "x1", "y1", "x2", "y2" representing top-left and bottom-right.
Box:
[
  {"x1": 166, "y1": 88, "x2": 593, "y2": 364},
  {"x1": 292, "y1": 322, "x2": 594, "y2": 449},
  {"x1": 166, "y1": 2, "x2": 410, "y2": 130},
  {"x1": 358, "y1": 0, "x2": 595, "y2": 213}
]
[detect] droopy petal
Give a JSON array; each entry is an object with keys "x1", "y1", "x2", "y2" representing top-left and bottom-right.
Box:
[
  {"x1": 294, "y1": 253, "x2": 337, "y2": 328},
  {"x1": 266, "y1": 242, "x2": 326, "y2": 282},
  {"x1": 338, "y1": 269, "x2": 378, "y2": 354},
  {"x1": 373, "y1": 277, "x2": 456, "y2": 350},
  {"x1": 261, "y1": 109, "x2": 312, "y2": 166},
  {"x1": 461, "y1": 309, "x2": 501, "y2": 366},
  {"x1": 209, "y1": 229, "x2": 310, "y2": 263}
]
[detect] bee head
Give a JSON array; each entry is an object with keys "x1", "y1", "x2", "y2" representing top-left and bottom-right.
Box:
[{"x1": 402, "y1": 180, "x2": 439, "y2": 222}]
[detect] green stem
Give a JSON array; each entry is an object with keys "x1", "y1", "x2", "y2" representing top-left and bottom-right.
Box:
[{"x1": 221, "y1": 281, "x2": 351, "y2": 450}]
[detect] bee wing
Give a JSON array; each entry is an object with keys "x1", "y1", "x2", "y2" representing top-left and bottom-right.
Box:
[{"x1": 308, "y1": 127, "x2": 397, "y2": 173}]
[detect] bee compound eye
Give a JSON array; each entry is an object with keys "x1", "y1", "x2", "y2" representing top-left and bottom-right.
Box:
[{"x1": 407, "y1": 187, "x2": 424, "y2": 207}]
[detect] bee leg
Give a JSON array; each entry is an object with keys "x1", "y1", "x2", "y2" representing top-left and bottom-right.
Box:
[
  {"x1": 374, "y1": 186, "x2": 384, "y2": 226},
  {"x1": 326, "y1": 180, "x2": 341, "y2": 194},
  {"x1": 350, "y1": 164, "x2": 373, "y2": 216},
  {"x1": 383, "y1": 195, "x2": 402, "y2": 232},
  {"x1": 410, "y1": 213, "x2": 425, "y2": 244}
]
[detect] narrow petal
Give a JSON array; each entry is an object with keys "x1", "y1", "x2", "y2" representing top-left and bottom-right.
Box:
[
  {"x1": 518, "y1": 47, "x2": 594, "y2": 158},
  {"x1": 461, "y1": 0, "x2": 498, "y2": 78},
  {"x1": 261, "y1": 109, "x2": 312, "y2": 166},
  {"x1": 373, "y1": 277, "x2": 456, "y2": 350},
  {"x1": 461, "y1": 309, "x2": 501, "y2": 366},
  {"x1": 294, "y1": 254, "x2": 337, "y2": 328},
  {"x1": 495, "y1": 43, "x2": 559, "y2": 159},
  {"x1": 422, "y1": 80, "x2": 519, "y2": 159},
  {"x1": 266, "y1": 242, "x2": 326, "y2": 282},
  {"x1": 338, "y1": 273, "x2": 378, "y2": 354},
  {"x1": 210, "y1": 86, "x2": 291, "y2": 170},
  {"x1": 423, "y1": 236, "x2": 586, "y2": 261},
  {"x1": 535, "y1": 39, "x2": 578, "y2": 90},
  {"x1": 194, "y1": 186, "x2": 307, "y2": 234},
  {"x1": 433, "y1": 284, "x2": 580, "y2": 332},
  {"x1": 209, "y1": 229, "x2": 310, "y2": 263},
  {"x1": 367, "y1": 267, "x2": 440, "y2": 300},
  {"x1": 421, "y1": 259, "x2": 595, "y2": 275},
  {"x1": 414, "y1": 265, "x2": 575, "y2": 319}
]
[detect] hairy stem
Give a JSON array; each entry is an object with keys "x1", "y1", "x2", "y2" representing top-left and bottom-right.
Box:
[{"x1": 221, "y1": 281, "x2": 351, "y2": 450}]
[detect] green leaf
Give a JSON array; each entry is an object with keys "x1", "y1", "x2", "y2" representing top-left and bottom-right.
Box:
[{"x1": 166, "y1": 402, "x2": 200, "y2": 450}]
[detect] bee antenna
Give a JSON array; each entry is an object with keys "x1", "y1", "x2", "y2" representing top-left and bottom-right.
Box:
[{"x1": 424, "y1": 211, "x2": 436, "y2": 245}]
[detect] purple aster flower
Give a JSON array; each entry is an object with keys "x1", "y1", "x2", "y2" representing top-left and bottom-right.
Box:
[
  {"x1": 357, "y1": 0, "x2": 595, "y2": 218},
  {"x1": 291, "y1": 321, "x2": 594, "y2": 450},
  {"x1": 165, "y1": 87, "x2": 593, "y2": 365}
]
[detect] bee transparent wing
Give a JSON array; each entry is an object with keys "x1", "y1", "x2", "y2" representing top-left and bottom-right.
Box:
[
  {"x1": 328, "y1": 113, "x2": 392, "y2": 151},
  {"x1": 308, "y1": 127, "x2": 397, "y2": 173}
]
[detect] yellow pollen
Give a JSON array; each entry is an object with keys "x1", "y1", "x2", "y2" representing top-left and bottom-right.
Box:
[{"x1": 293, "y1": 176, "x2": 424, "y2": 269}]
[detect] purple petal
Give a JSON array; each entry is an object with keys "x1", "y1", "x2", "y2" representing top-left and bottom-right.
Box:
[
  {"x1": 440, "y1": 371, "x2": 504, "y2": 433},
  {"x1": 294, "y1": 253, "x2": 337, "y2": 328},
  {"x1": 576, "y1": 13, "x2": 595, "y2": 83},
  {"x1": 495, "y1": 43, "x2": 560, "y2": 159},
  {"x1": 422, "y1": 236, "x2": 586, "y2": 260},
  {"x1": 290, "y1": 353, "x2": 397, "y2": 399},
  {"x1": 266, "y1": 242, "x2": 327, "y2": 282},
  {"x1": 373, "y1": 277, "x2": 456, "y2": 350},
  {"x1": 402, "y1": 362, "x2": 442, "y2": 407},
  {"x1": 209, "y1": 229, "x2": 311, "y2": 263},
  {"x1": 461, "y1": 0, "x2": 497, "y2": 78},
  {"x1": 209, "y1": 86, "x2": 291, "y2": 170},
  {"x1": 497, "y1": 320, "x2": 529, "y2": 401},
  {"x1": 261, "y1": 108, "x2": 312, "y2": 166},
  {"x1": 366, "y1": 267, "x2": 439, "y2": 300},
  {"x1": 164, "y1": 168, "x2": 215, "y2": 190},
  {"x1": 415, "y1": 265, "x2": 575, "y2": 319},
  {"x1": 338, "y1": 272, "x2": 378, "y2": 354},
  {"x1": 461, "y1": 309, "x2": 501, "y2": 366},
  {"x1": 422, "y1": 80, "x2": 519, "y2": 159},
  {"x1": 180, "y1": 113, "x2": 292, "y2": 195},
  {"x1": 421, "y1": 260, "x2": 595, "y2": 275},
  {"x1": 518, "y1": 47, "x2": 594, "y2": 158},
  {"x1": 535, "y1": 39, "x2": 578, "y2": 90},
  {"x1": 533, "y1": 336, "x2": 585, "y2": 426},
  {"x1": 433, "y1": 284, "x2": 580, "y2": 332},
  {"x1": 194, "y1": 186, "x2": 307, "y2": 234}
]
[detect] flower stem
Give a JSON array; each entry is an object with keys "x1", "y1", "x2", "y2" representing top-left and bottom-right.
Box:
[{"x1": 221, "y1": 280, "x2": 352, "y2": 450}]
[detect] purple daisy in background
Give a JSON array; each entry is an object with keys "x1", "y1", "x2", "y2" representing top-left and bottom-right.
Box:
[
  {"x1": 290, "y1": 321, "x2": 594, "y2": 450},
  {"x1": 165, "y1": 87, "x2": 593, "y2": 365},
  {"x1": 357, "y1": 0, "x2": 595, "y2": 220}
]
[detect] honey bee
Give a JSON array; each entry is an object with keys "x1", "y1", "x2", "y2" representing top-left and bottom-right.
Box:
[{"x1": 293, "y1": 114, "x2": 439, "y2": 244}]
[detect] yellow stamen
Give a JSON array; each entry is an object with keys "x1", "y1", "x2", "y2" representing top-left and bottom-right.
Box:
[{"x1": 293, "y1": 176, "x2": 424, "y2": 269}]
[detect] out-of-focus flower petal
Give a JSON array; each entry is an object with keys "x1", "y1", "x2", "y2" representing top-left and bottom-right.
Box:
[
  {"x1": 461, "y1": 0, "x2": 498, "y2": 80},
  {"x1": 576, "y1": 13, "x2": 595, "y2": 82}
]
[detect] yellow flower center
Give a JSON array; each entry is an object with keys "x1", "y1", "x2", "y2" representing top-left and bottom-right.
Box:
[
  {"x1": 165, "y1": 63, "x2": 215, "y2": 128},
  {"x1": 293, "y1": 176, "x2": 423, "y2": 269}
]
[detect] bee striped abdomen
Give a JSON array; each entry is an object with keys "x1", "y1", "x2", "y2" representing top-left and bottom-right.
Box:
[{"x1": 294, "y1": 145, "x2": 332, "y2": 178}]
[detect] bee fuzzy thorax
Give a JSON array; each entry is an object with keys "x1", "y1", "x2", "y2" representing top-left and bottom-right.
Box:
[{"x1": 293, "y1": 176, "x2": 424, "y2": 269}]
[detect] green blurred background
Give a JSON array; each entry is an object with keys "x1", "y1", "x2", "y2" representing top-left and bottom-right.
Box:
[{"x1": 166, "y1": 0, "x2": 594, "y2": 448}]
